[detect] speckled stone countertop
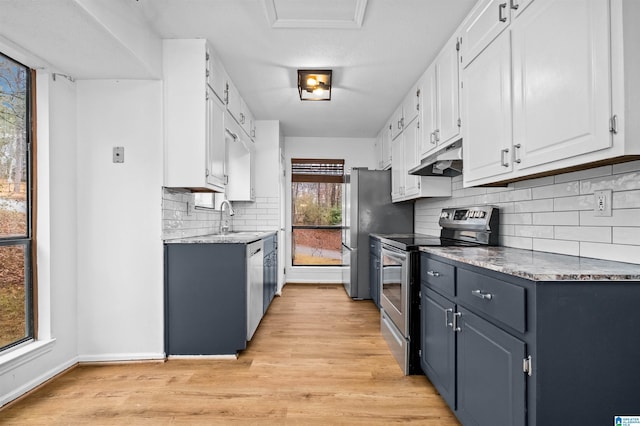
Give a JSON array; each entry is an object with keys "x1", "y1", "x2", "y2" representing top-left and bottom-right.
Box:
[
  {"x1": 419, "y1": 246, "x2": 640, "y2": 281},
  {"x1": 164, "y1": 230, "x2": 277, "y2": 244}
]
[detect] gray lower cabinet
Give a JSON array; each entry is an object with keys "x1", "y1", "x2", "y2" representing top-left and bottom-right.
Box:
[
  {"x1": 420, "y1": 252, "x2": 640, "y2": 426},
  {"x1": 165, "y1": 243, "x2": 247, "y2": 355},
  {"x1": 369, "y1": 236, "x2": 381, "y2": 308}
]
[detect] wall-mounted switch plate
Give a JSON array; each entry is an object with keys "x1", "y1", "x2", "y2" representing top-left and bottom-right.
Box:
[
  {"x1": 594, "y1": 189, "x2": 612, "y2": 217},
  {"x1": 113, "y1": 146, "x2": 124, "y2": 163}
]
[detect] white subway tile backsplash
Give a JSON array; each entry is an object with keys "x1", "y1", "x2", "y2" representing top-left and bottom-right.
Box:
[
  {"x1": 511, "y1": 175, "x2": 555, "y2": 188},
  {"x1": 579, "y1": 208, "x2": 640, "y2": 227},
  {"x1": 532, "y1": 238, "x2": 579, "y2": 256},
  {"x1": 501, "y1": 213, "x2": 533, "y2": 225},
  {"x1": 533, "y1": 211, "x2": 579, "y2": 226},
  {"x1": 580, "y1": 242, "x2": 640, "y2": 264},
  {"x1": 531, "y1": 181, "x2": 580, "y2": 199},
  {"x1": 414, "y1": 165, "x2": 640, "y2": 264},
  {"x1": 514, "y1": 225, "x2": 554, "y2": 239},
  {"x1": 553, "y1": 165, "x2": 612, "y2": 183},
  {"x1": 554, "y1": 226, "x2": 611, "y2": 243},
  {"x1": 499, "y1": 188, "x2": 532, "y2": 203},
  {"x1": 614, "y1": 190, "x2": 640, "y2": 209},
  {"x1": 553, "y1": 194, "x2": 593, "y2": 211},
  {"x1": 500, "y1": 236, "x2": 533, "y2": 250},
  {"x1": 613, "y1": 227, "x2": 640, "y2": 245},
  {"x1": 513, "y1": 199, "x2": 554, "y2": 213},
  {"x1": 612, "y1": 160, "x2": 640, "y2": 175},
  {"x1": 580, "y1": 171, "x2": 640, "y2": 194}
]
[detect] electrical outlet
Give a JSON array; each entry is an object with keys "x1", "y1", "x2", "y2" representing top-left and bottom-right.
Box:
[
  {"x1": 113, "y1": 146, "x2": 124, "y2": 163},
  {"x1": 594, "y1": 189, "x2": 612, "y2": 217}
]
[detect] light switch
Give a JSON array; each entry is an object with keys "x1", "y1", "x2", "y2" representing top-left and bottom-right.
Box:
[{"x1": 113, "y1": 146, "x2": 124, "y2": 163}]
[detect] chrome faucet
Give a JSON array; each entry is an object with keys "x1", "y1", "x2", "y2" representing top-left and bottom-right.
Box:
[{"x1": 219, "y1": 199, "x2": 235, "y2": 234}]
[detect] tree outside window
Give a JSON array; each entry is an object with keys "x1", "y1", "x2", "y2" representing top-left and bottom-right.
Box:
[
  {"x1": 291, "y1": 159, "x2": 344, "y2": 266},
  {"x1": 0, "y1": 52, "x2": 33, "y2": 352}
]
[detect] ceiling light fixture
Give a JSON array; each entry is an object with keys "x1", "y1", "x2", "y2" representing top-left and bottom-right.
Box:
[{"x1": 298, "y1": 69, "x2": 332, "y2": 101}]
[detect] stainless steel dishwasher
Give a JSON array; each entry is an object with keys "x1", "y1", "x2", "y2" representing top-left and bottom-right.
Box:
[{"x1": 246, "y1": 239, "x2": 264, "y2": 340}]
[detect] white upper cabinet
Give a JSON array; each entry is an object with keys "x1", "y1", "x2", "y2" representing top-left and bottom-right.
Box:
[
  {"x1": 206, "y1": 86, "x2": 227, "y2": 189},
  {"x1": 511, "y1": 0, "x2": 611, "y2": 170},
  {"x1": 420, "y1": 63, "x2": 438, "y2": 158},
  {"x1": 377, "y1": 125, "x2": 392, "y2": 170},
  {"x1": 402, "y1": 81, "x2": 421, "y2": 127},
  {"x1": 163, "y1": 39, "x2": 225, "y2": 192},
  {"x1": 462, "y1": 0, "x2": 617, "y2": 187},
  {"x1": 225, "y1": 116, "x2": 255, "y2": 201},
  {"x1": 462, "y1": 30, "x2": 513, "y2": 183},
  {"x1": 206, "y1": 46, "x2": 228, "y2": 104},
  {"x1": 226, "y1": 79, "x2": 243, "y2": 125},
  {"x1": 420, "y1": 34, "x2": 462, "y2": 160},
  {"x1": 390, "y1": 104, "x2": 404, "y2": 140}
]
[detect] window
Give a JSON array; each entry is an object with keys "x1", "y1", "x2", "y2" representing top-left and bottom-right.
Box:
[
  {"x1": 291, "y1": 158, "x2": 344, "y2": 266},
  {"x1": 0, "y1": 52, "x2": 34, "y2": 352}
]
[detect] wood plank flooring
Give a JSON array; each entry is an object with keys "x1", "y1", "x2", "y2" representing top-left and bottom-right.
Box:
[{"x1": 1, "y1": 284, "x2": 459, "y2": 425}]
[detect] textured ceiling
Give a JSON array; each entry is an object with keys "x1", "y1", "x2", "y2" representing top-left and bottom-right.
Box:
[{"x1": 0, "y1": 0, "x2": 477, "y2": 138}]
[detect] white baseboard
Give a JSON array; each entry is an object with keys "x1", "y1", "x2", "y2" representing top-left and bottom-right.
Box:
[
  {"x1": 0, "y1": 355, "x2": 78, "y2": 408},
  {"x1": 77, "y1": 352, "x2": 166, "y2": 363}
]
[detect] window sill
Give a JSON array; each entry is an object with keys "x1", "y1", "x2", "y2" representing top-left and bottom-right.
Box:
[{"x1": 0, "y1": 339, "x2": 56, "y2": 375}]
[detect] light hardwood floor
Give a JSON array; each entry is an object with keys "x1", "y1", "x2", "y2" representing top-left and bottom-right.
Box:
[{"x1": 1, "y1": 284, "x2": 459, "y2": 425}]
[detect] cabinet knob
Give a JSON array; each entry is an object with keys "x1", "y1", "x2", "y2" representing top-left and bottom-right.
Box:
[{"x1": 472, "y1": 289, "x2": 493, "y2": 300}]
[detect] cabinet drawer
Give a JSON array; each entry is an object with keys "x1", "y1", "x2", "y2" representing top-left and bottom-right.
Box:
[
  {"x1": 421, "y1": 256, "x2": 455, "y2": 297},
  {"x1": 457, "y1": 268, "x2": 526, "y2": 333}
]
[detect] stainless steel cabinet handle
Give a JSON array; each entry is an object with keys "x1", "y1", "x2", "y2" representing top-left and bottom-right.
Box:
[
  {"x1": 435, "y1": 129, "x2": 440, "y2": 142},
  {"x1": 501, "y1": 148, "x2": 510, "y2": 167},
  {"x1": 453, "y1": 312, "x2": 462, "y2": 332},
  {"x1": 240, "y1": 112, "x2": 245, "y2": 124},
  {"x1": 430, "y1": 131, "x2": 436, "y2": 145},
  {"x1": 472, "y1": 289, "x2": 493, "y2": 300},
  {"x1": 514, "y1": 143, "x2": 522, "y2": 163},
  {"x1": 499, "y1": 2, "x2": 507, "y2": 22},
  {"x1": 510, "y1": 0, "x2": 519, "y2": 9},
  {"x1": 610, "y1": 115, "x2": 618, "y2": 134},
  {"x1": 445, "y1": 308, "x2": 453, "y2": 328},
  {"x1": 427, "y1": 270, "x2": 440, "y2": 277}
]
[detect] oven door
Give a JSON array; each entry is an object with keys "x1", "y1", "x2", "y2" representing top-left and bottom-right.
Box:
[{"x1": 380, "y1": 244, "x2": 410, "y2": 337}]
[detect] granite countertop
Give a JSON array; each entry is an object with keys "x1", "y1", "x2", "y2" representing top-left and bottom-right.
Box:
[
  {"x1": 164, "y1": 230, "x2": 277, "y2": 244},
  {"x1": 419, "y1": 246, "x2": 640, "y2": 281}
]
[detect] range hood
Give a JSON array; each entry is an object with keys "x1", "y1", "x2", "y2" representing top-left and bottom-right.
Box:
[{"x1": 408, "y1": 140, "x2": 463, "y2": 177}]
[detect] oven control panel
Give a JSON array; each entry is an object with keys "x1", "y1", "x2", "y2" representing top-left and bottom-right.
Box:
[{"x1": 439, "y1": 206, "x2": 497, "y2": 229}]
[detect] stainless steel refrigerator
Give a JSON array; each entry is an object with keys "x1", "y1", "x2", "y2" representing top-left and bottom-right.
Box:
[{"x1": 341, "y1": 168, "x2": 414, "y2": 299}]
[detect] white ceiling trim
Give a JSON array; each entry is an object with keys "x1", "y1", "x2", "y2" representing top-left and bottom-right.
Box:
[{"x1": 262, "y1": 0, "x2": 368, "y2": 29}]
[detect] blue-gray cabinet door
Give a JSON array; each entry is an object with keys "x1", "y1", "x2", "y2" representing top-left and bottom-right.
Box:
[
  {"x1": 421, "y1": 286, "x2": 456, "y2": 408},
  {"x1": 456, "y1": 307, "x2": 526, "y2": 426},
  {"x1": 369, "y1": 251, "x2": 380, "y2": 308}
]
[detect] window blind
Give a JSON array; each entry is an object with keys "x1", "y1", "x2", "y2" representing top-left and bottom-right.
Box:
[{"x1": 291, "y1": 158, "x2": 345, "y2": 183}]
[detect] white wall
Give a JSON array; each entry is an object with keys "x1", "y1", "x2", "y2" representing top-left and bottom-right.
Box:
[
  {"x1": 76, "y1": 80, "x2": 164, "y2": 361},
  {"x1": 0, "y1": 72, "x2": 80, "y2": 406},
  {"x1": 415, "y1": 161, "x2": 640, "y2": 264},
  {"x1": 284, "y1": 137, "x2": 377, "y2": 283}
]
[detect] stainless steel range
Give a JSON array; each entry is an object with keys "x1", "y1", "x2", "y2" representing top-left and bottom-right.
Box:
[{"x1": 378, "y1": 205, "x2": 499, "y2": 375}]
